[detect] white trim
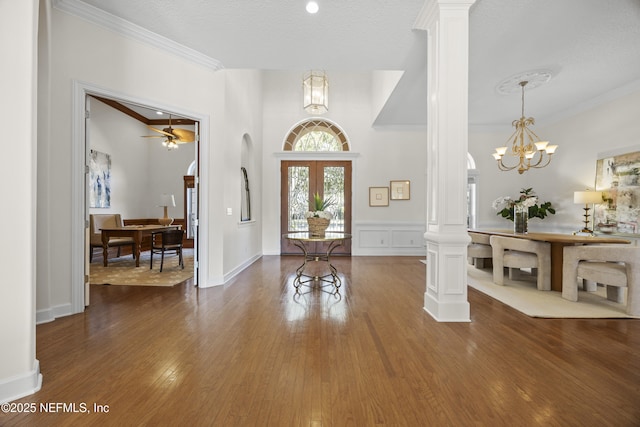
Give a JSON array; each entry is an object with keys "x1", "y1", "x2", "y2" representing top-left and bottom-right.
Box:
[
  {"x1": 71, "y1": 80, "x2": 210, "y2": 307},
  {"x1": 353, "y1": 220, "x2": 426, "y2": 256},
  {"x1": 223, "y1": 254, "x2": 263, "y2": 283},
  {"x1": 53, "y1": 0, "x2": 223, "y2": 71},
  {"x1": 0, "y1": 361, "x2": 42, "y2": 404},
  {"x1": 274, "y1": 151, "x2": 360, "y2": 160},
  {"x1": 36, "y1": 303, "x2": 72, "y2": 325},
  {"x1": 597, "y1": 144, "x2": 640, "y2": 160}
]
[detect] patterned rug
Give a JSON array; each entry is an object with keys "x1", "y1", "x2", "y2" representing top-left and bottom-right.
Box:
[{"x1": 90, "y1": 249, "x2": 194, "y2": 286}]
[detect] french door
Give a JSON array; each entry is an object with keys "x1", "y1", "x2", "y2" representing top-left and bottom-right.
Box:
[{"x1": 280, "y1": 160, "x2": 352, "y2": 255}]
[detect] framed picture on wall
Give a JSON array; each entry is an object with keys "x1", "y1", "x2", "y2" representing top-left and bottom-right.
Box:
[
  {"x1": 89, "y1": 149, "x2": 111, "y2": 208},
  {"x1": 594, "y1": 146, "x2": 640, "y2": 237},
  {"x1": 369, "y1": 187, "x2": 389, "y2": 207},
  {"x1": 390, "y1": 180, "x2": 410, "y2": 200}
]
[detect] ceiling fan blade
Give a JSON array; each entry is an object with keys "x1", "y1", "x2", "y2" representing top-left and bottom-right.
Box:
[
  {"x1": 170, "y1": 128, "x2": 196, "y2": 143},
  {"x1": 147, "y1": 125, "x2": 175, "y2": 138}
]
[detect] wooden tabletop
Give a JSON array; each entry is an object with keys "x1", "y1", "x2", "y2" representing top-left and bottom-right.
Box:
[{"x1": 469, "y1": 229, "x2": 630, "y2": 245}]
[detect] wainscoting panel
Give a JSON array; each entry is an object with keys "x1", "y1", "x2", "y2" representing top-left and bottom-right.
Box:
[{"x1": 353, "y1": 221, "x2": 425, "y2": 256}]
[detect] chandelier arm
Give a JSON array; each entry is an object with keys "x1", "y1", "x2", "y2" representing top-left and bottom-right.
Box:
[
  {"x1": 496, "y1": 155, "x2": 525, "y2": 172},
  {"x1": 530, "y1": 153, "x2": 552, "y2": 169}
]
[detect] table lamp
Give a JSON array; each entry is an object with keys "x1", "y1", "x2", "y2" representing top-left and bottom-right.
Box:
[
  {"x1": 573, "y1": 190, "x2": 602, "y2": 233},
  {"x1": 158, "y1": 194, "x2": 176, "y2": 226}
]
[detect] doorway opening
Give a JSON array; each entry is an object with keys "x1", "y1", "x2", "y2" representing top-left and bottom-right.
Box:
[{"x1": 82, "y1": 92, "x2": 201, "y2": 306}]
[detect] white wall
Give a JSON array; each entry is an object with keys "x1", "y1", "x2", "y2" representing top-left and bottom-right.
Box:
[
  {"x1": 220, "y1": 70, "x2": 264, "y2": 279},
  {"x1": 0, "y1": 0, "x2": 42, "y2": 404},
  {"x1": 262, "y1": 71, "x2": 428, "y2": 256},
  {"x1": 35, "y1": 7, "x2": 263, "y2": 325},
  {"x1": 469, "y1": 89, "x2": 640, "y2": 234}
]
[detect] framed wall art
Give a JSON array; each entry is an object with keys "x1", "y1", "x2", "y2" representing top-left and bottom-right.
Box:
[
  {"x1": 369, "y1": 187, "x2": 389, "y2": 207},
  {"x1": 593, "y1": 146, "x2": 640, "y2": 236},
  {"x1": 89, "y1": 149, "x2": 111, "y2": 208},
  {"x1": 390, "y1": 180, "x2": 410, "y2": 200}
]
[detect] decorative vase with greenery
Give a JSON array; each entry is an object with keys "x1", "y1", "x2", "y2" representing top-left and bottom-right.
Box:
[
  {"x1": 305, "y1": 192, "x2": 334, "y2": 236},
  {"x1": 492, "y1": 188, "x2": 556, "y2": 233}
]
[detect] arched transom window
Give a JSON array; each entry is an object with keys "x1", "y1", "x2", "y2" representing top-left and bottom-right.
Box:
[{"x1": 284, "y1": 119, "x2": 349, "y2": 151}]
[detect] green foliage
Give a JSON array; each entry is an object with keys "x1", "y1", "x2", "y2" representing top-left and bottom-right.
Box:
[
  {"x1": 494, "y1": 188, "x2": 556, "y2": 221},
  {"x1": 313, "y1": 192, "x2": 335, "y2": 211}
]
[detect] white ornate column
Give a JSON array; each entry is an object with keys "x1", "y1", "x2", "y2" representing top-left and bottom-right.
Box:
[{"x1": 416, "y1": 0, "x2": 475, "y2": 322}]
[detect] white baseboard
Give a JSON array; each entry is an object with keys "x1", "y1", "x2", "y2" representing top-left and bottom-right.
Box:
[
  {"x1": 0, "y1": 360, "x2": 43, "y2": 404},
  {"x1": 36, "y1": 303, "x2": 73, "y2": 325},
  {"x1": 223, "y1": 254, "x2": 263, "y2": 284}
]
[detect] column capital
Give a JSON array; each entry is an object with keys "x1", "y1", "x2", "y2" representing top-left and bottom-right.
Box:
[{"x1": 414, "y1": 0, "x2": 477, "y2": 31}]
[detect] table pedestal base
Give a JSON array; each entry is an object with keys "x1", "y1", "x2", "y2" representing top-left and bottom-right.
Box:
[{"x1": 291, "y1": 240, "x2": 343, "y2": 296}]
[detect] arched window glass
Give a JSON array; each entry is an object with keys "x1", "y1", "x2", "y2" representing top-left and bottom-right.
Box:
[
  {"x1": 283, "y1": 119, "x2": 349, "y2": 151},
  {"x1": 240, "y1": 135, "x2": 253, "y2": 222}
]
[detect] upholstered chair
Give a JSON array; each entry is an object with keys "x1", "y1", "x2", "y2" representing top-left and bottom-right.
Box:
[
  {"x1": 468, "y1": 232, "x2": 493, "y2": 268},
  {"x1": 490, "y1": 235, "x2": 551, "y2": 291},
  {"x1": 562, "y1": 245, "x2": 639, "y2": 316},
  {"x1": 89, "y1": 214, "x2": 135, "y2": 262}
]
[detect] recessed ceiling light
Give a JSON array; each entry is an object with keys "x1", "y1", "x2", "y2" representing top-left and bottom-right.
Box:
[
  {"x1": 156, "y1": 111, "x2": 164, "y2": 115},
  {"x1": 306, "y1": 1, "x2": 319, "y2": 14}
]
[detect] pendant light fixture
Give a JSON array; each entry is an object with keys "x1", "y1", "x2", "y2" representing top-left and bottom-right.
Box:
[
  {"x1": 492, "y1": 81, "x2": 558, "y2": 174},
  {"x1": 303, "y1": 70, "x2": 328, "y2": 115}
]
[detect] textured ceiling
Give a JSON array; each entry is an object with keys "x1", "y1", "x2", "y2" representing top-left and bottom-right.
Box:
[{"x1": 64, "y1": 0, "x2": 640, "y2": 128}]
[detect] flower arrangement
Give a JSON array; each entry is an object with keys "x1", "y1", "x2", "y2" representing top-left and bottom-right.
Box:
[
  {"x1": 305, "y1": 192, "x2": 335, "y2": 220},
  {"x1": 492, "y1": 188, "x2": 556, "y2": 221}
]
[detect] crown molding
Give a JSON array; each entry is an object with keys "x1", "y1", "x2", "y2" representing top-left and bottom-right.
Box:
[{"x1": 52, "y1": 0, "x2": 223, "y2": 71}]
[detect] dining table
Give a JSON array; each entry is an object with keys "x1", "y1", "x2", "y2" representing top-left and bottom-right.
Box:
[
  {"x1": 101, "y1": 224, "x2": 181, "y2": 267},
  {"x1": 469, "y1": 229, "x2": 630, "y2": 291}
]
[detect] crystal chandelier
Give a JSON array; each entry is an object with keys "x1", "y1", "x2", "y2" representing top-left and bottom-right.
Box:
[
  {"x1": 493, "y1": 81, "x2": 557, "y2": 174},
  {"x1": 303, "y1": 70, "x2": 328, "y2": 114}
]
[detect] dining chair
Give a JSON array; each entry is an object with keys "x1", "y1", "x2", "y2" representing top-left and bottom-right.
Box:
[
  {"x1": 150, "y1": 229, "x2": 185, "y2": 272},
  {"x1": 468, "y1": 232, "x2": 493, "y2": 269},
  {"x1": 562, "y1": 245, "x2": 639, "y2": 315},
  {"x1": 490, "y1": 235, "x2": 551, "y2": 291}
]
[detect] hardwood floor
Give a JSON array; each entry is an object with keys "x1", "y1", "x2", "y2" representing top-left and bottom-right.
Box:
[{"x1": 4, "y1": 256, "x2": 640, "y2": 426}]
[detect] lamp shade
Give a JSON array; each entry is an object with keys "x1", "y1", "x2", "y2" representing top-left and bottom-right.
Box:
[
  {"x1": 573, "y1": 191, "x2": 602, "y2": 204},
  {"x1": 160, "y1": 194, "x2": 176, "y2": 207}
]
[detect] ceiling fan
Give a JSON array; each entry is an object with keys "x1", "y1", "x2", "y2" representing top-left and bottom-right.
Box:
[{"x1": 142, "y1": 114, "x2": 195, "y2": 150}]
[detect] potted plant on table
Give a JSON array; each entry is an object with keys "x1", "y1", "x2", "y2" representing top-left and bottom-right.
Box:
[
  {"x1": 305, "y1": 192, "x2": 335, "y2": 237},
  {"x1": 492, "y1": 188, "x2": 556, "y2": 233}
]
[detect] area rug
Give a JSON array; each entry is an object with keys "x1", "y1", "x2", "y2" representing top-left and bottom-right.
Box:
[
  {"x1": 90, "y1": 249, "x2": 194, "y2": 286},
  {"x1": 467, "y1": 266, "x2": 638, "y2": 319}
]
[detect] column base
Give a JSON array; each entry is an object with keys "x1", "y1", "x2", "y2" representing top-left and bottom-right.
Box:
[{"x1": 424, "y1": 292, "x2": 470, "y2": 322}]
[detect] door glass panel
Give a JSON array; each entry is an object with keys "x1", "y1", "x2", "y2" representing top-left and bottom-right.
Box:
[
  {"x1": 288, "y1": 166, "x2": 310, "y2": 231},
  {"x1": 323, "y1": 166, "x2": 344, "y2": 232}
]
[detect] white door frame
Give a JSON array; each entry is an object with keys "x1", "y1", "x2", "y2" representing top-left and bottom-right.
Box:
[{"x1": 71, "y1": 80, "x2": 210, "y2": 313}]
